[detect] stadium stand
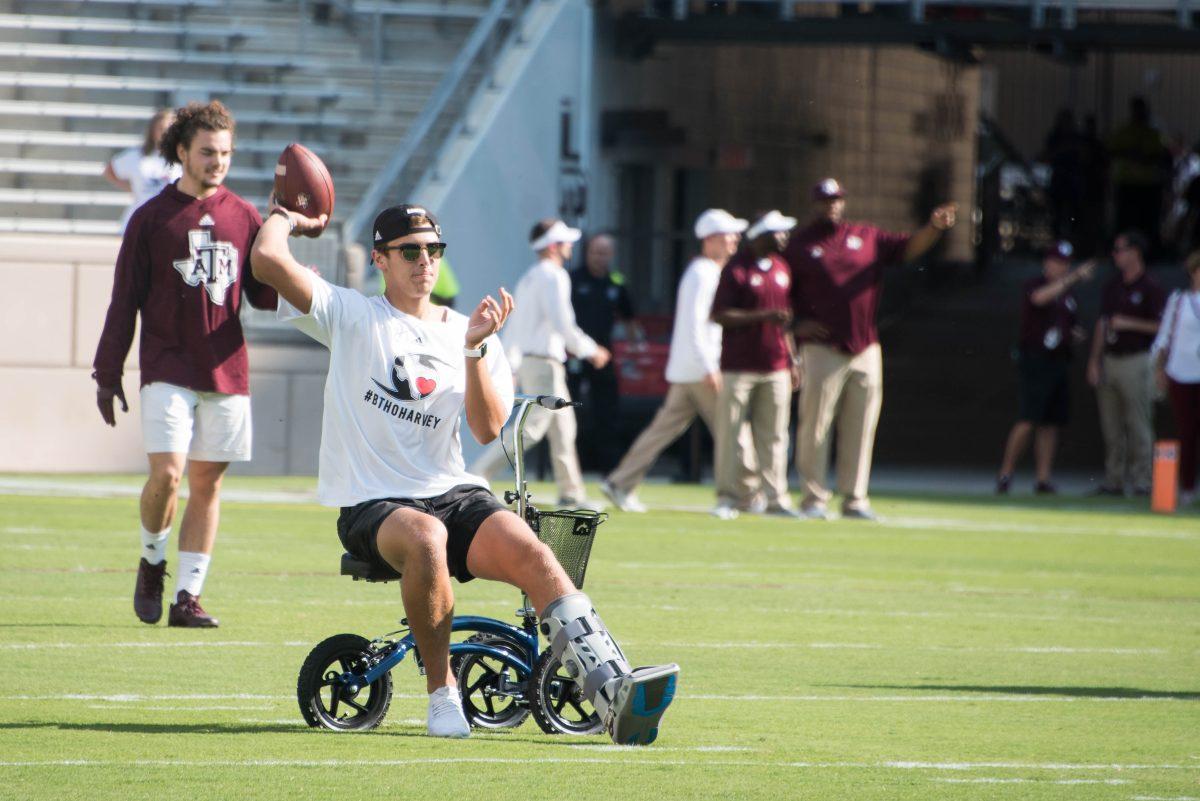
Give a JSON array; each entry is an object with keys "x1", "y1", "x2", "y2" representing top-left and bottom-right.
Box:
[{"x1": 0, "y1": 0, "x2": 492, "y2": 235}]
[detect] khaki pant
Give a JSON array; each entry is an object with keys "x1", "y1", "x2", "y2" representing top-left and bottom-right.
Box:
[
  {"x1": 469, "y1": 357, "x2": 586, "y2": 501},
  {"x1": 1097, "y1": 351, "x2": 1155, "y2": 489},
  {"x1": 796, "y1": 343, "x2": 883, "y2": 510},
  {"x1": 606, "y1": 380, "x2": 757, "y2": 493},
  {"x1": 715, "y1": 370, "x2": 791, "y2": 507}
]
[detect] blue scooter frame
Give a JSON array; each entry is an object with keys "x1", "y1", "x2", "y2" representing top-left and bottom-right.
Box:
[{"x1": 296, "y1": 394, "x2": 604, "y2": 735}]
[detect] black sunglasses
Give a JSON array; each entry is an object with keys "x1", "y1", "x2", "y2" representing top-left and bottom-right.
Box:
[{"x1": 378, "y1": 242, "x2": 447, "y2": 262}]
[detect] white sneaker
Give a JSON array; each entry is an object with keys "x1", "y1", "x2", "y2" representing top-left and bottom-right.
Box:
[
  {"x1": 744, "y1": 495, "x2": 768, "y2": 515},
  {"x1": 427, "y1": 685, "x2": 470, "y2": 738},
  {"x1": 710, "y1": 501, "x2": 739, "y2": 520},
  {"x1": 600, "y1": 480, "x2": 648, "y2": 513},
  {"x1": 558, "y1": 497, "x2": 605, "y2": 512},
  {"x1": 764, "y1": 504, "x2": 803, "y2": 519},
  {"x1": 800, "y1": 504, "x2": 832, "y2": 520}
]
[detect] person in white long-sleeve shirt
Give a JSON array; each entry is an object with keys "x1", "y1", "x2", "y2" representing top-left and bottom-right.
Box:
[
  {"x1": 1152, "y1": 250, "x2": 1200, "y2": 505},
  {"x1": 600, "y1": 210, "x2": 758, "y2": 512},
  {"x1": 470, "y1": 219, "x2": 610, "y2": 506}
]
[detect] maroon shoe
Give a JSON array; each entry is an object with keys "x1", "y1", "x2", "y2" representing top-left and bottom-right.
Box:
[
  {"x1": 168, "y1": 590, "x2": 219, "y2": 628},
  {"x1": 134, "y1": 558, "x2": 168, "y2": 624}
]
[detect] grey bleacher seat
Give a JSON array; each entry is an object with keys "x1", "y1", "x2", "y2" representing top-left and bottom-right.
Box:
[
  {"x1": 34, "y1": 0, "x2": 223, "y2": 7},
  {"x1": 0, "y1": 187, "x2": 267, "y2": 207},
  {"x1": 0, "y1": 72, "x2": 361, "y2": 102},
  {"x1": 0, "y1": 13, "x2": 266, "y2": 38},
  {"x1": 0, "y1": 42, "x2": 300, "y2": 68},
  {"x1": 0, "y1": 130, "x2": 330, "y2": 155},
  {"x1": 0, "y1": 99, "x2": 352, "y2": 128},
  {"x1": 0, "y1": 157, "x2": 275, "y2": 181},
  {"x1": 0, "y1": 218, "x2": 122, "y2": 235},
  {"x1": 350, "y1": 1, "x2": 490, "y2": 18}
]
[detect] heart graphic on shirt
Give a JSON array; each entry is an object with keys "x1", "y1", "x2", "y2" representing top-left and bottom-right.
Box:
[{"x1": 372, "y1": 352, "x2": 450, "y2": 403}]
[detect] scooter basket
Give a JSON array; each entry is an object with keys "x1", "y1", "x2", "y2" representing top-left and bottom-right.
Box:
[{"x1": 528, "y1": 509, "x2": 606, "y2": 590}]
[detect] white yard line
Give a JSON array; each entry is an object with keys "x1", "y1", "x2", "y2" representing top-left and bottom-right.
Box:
[
  {"x1": 937, "y1": 777, "x2": 1131, "y2": 785},
  {"x1": 0, "y1": 758, "x2": 1191, "y2": 771}
]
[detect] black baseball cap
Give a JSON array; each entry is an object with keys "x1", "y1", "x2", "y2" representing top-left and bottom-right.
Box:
[{"x1": 372, "y1": 204, "x2": 442, "y2": 247}]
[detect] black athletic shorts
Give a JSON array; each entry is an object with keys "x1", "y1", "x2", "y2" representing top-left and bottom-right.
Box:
[
  {"x1": 1017, "y1": 351, "x2": 1070, "y2": 426},
  {"x1": 337, "y1": 484, "x2": 509, "y2": 583}
]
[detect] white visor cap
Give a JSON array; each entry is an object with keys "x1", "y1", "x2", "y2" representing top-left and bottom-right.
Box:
[
  {"x1": 694, "y1": 209, "x2": 749, "y2": 240},
  {"x1": 745, "y1": 210, "x2": 797, "y2": 240},
  {"x1": 530, "y1": 220, "x2": 583, "y2": 252}
]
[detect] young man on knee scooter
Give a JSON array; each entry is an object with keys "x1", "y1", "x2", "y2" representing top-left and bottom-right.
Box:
[{"x1": 250, "y1": 202, "x2": 678, "y2": 744}]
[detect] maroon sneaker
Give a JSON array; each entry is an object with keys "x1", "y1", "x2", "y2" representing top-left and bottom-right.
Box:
[
  {"x1": 134, "y1": 558, "x2": 168, "y2": 624},
  {"x1": 168, "y1": 590, "x2": 219, "y2": 628}
]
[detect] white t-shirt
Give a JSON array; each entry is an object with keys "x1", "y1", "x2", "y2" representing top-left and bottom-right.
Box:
[
  {"x1": 664, "y1": 257, "x2": 723, "y2": 384},
  {"x1": 110, "y1": 147, "x2": 182, "y2": 232},
  {"x1": 1152, "y1": 289, "x2": 1200, "y2": 383},
  {"x1": 278, "y1": 274, "x2": 514, "y2": 506}
]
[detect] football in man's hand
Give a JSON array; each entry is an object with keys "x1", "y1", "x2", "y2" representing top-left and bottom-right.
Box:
[{"x1": 274, "y1": 143, "x2": 335, "y2": 224}]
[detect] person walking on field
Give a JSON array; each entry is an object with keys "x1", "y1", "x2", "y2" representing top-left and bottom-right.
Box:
[
  {"x1": 784, "y1": 178, "x2": 956, "y2": 521},
  {"x1": 469, "y1": 219, "x2": 609, "y2": 509},
  {"x1": 997, "y1": 241, "x2": 1095, "y2": 495},
  {"x1": 601, "y1": 210, "x2": 757, "y2": 513},
  {"x1": 1087, "y1": 230, "x2": 1167, "y2": 496},
  {"x1": 93, "y1": 101, "x2": 277, "y2": 628},
  {"x1": 709, "y1": 210, "x2": 802, "y2": 521},
  {"x1": 1151, "y1": 250, "x2": 1200, "y2": 507}
]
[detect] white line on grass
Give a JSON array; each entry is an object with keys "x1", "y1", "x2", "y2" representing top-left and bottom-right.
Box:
[
  {"x1": 4, "y1": 637, "x2": 1171, "y2": 657},
  {"x1": 684, "y1": 693, "x2": 1186, "y2": 703},
  {"x1": 937, "y1": 778, "x2": 1131, "y2": 785},
  {"x1": 0, "y1": 758, "x2": 1191, "y2": 771},
  {"x1": 643, "y1": 641, "x2": 1170, "y2": 655}
]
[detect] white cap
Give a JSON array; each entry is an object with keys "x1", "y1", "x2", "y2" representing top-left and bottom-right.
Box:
[
  {"x1": 530, "y1": 219, "x2": 582, "y2": 252},
  {"x1": 745, "y1": 210, "x2": 797, "y2": 240},
  {"x1": 694, "y1": 209, "x2": 748, "y2": 240}
]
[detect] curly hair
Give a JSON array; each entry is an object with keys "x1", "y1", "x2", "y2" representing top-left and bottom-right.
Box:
[{"x1": 158, "y1": 100, "x2": 236, "y2": 165}]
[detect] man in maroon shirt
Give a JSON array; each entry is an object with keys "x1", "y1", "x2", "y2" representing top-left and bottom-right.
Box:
[
  {"x1": 997, "y1": 241, "x2": 1095, "y2": 495},
  {"x1": 92, "y1": 101, "x2": 277, "y2": 628},
  {"x1": 1086, "y1": 230, "x2": 1167, "y2": 495},
  {"x1": 785, "y1": 178, "x2": 956, "y2": 520},
  {"x1": 709, "y1": 210, "x2": 802, "y2": 520}
]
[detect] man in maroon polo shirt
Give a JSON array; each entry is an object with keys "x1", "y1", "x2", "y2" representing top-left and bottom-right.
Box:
[
  {"x1": 93, "y1": 100, "x2": 277, "y2": 628},
  {"x1": 709, "y1": 210, "x2": 802, "y2": 520},
  {"x1": 996, "y1": 241, "x2": 1095, "y2": 495},
  {"x1": 785, "y1": 178, "x2": 956, "y2": 520},
  {"x1": 1086, "y1": 230, "x2": 1167, "y2": 495}
]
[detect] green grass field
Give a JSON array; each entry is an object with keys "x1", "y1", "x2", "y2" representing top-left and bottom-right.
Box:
[{"x1": 1, "y1": 476, "x2": 1197, "y2": 800}]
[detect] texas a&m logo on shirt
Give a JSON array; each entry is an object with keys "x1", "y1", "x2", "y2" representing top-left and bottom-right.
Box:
[{"x1": 173, "y1": 228, "x2": 239, "y2": 305}]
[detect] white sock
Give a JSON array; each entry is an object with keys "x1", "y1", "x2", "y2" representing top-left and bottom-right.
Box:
[
  {"x1": 140, "y1": 525, "x2": 170, "y2": 565},
  {"x1": 175, "y1": 551, "x2": 211, "y2": 600}
]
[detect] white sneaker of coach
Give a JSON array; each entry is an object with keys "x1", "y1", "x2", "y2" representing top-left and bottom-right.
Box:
[
  {"x1": 427, "y1": 685, "x2": 470, "y2": 738},
  {"x1": 600, "y1": 480, "x2": 648, "y2": 513}
]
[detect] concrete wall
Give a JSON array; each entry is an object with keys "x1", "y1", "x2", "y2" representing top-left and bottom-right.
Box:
[{"x1": 0, "y1": 234, "x2": 328, "y2": 475}]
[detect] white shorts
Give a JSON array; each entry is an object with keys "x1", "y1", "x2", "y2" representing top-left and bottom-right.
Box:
[{"x1": 140, "y1": 382, "x2": 253, "y2": 462}]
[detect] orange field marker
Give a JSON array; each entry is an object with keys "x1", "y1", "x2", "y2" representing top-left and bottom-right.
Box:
[{"x1": 1151, "y1": 440, "x2": 1180, "y2": 514}]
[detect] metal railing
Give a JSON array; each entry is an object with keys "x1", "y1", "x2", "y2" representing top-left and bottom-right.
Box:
[
  {"x1": 655, "y1": 0, "x2": 1194, "y2": 28},
  {"x1": 341, "y1": 0, "x2": 532, "y2": 250}
]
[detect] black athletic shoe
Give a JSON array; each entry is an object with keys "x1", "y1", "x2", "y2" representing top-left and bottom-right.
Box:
[
  {"x1": 168, "y1": 591, "x2": 219, "y2": 628},
  {"x1": 134, "y1": 558, "x2": 167, "y2": 624},
  {"x1": 995, "y1": 474, "x2": 1012, "y2": 495},
  {"x1": 1091, "y1": 485, "x2": 1124, "y2": 497},
  {"x1": 1034, "y1": 481, "x2": 1057, "y2": 495}
]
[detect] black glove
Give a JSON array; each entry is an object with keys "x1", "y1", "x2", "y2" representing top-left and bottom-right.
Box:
[{"x1": 95, "y1": 379, "x2": 129, "y2": 427}]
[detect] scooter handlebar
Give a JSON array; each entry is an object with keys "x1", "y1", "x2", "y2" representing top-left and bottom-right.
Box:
[{"x1": 513, "y1": 394, "x2": 580, "y2": 411}]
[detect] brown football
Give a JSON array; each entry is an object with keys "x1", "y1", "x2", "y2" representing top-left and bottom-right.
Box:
[{"x1": 274, "y1": 143, "x2": 335, "y2": 223}]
